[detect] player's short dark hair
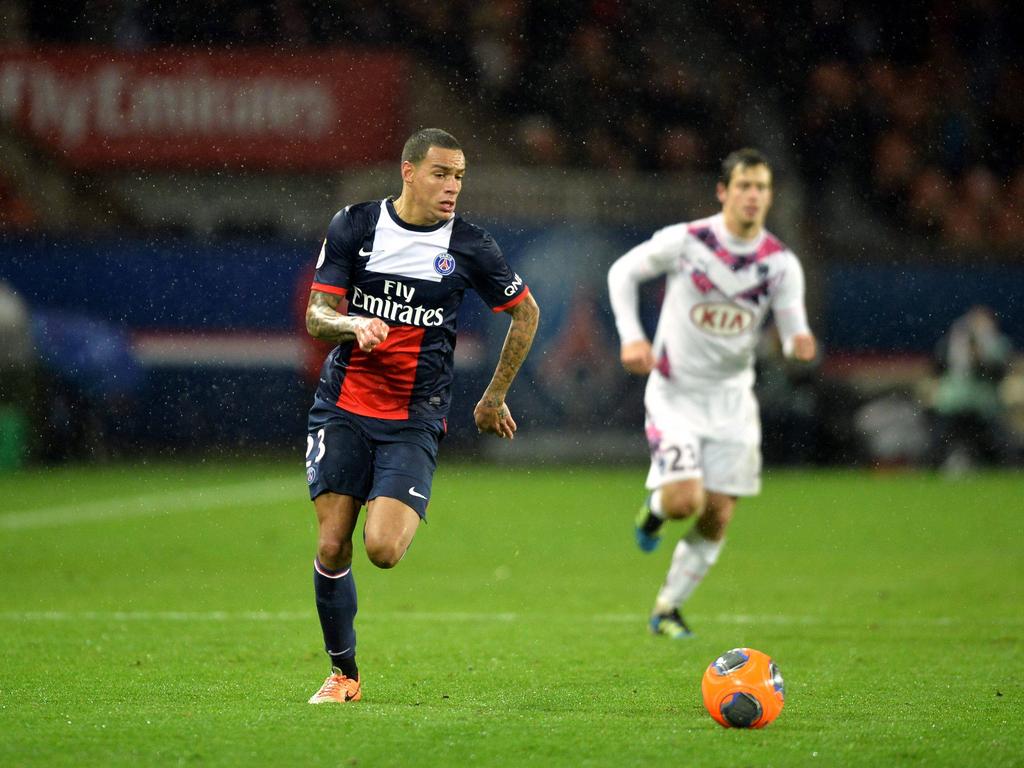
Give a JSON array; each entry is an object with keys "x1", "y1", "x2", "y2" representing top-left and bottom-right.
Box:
[
  {"x1": 402, "y1": 128, "x2": 463, "y2": 165},
  {"x1": 720, "y1": 148, "x2": 771, "y2": 186}
]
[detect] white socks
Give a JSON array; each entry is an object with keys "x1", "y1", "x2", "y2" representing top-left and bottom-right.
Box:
[
  {"x1": 654, "y1": 528, "x2": 724, "y2": 614},
  {"x1": 648, "y1": 488, "x2": 665, "y2": 518}
]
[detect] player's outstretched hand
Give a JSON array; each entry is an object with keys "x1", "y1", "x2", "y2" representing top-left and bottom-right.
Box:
[
  {"x1": 474, "y1": 398, "x2": 517, "y2": 440},
  {"x1": 620, "y1": 339, "x2": 655, "y2": 375},
  {"x1": 353, "y1": 317, "x2": 389, "y2": 352}
]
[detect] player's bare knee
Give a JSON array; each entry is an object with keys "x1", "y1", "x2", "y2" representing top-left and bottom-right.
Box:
[
  {"x1": 367, "y1": 550, "x2": 401, "y2": 569},
  {"x1": 661, "y1": 484, "x2": 705, "y2": 519},
  {"x1": 317, "y1": 539, "x2": 352, "y2": 570},
  {"x1": 365, "y1": 540, "x2": 406, "y2": 569}
]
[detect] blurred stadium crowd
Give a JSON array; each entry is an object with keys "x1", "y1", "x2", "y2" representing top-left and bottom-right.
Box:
[
  {"x1": 4, "y1": 0, "x2": 1022, "y2": 251},
  {"x1": 0, "y1": 1, "x2": 1021, "y2": 471}
]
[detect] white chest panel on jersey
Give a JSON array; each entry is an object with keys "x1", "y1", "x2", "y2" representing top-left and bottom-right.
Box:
[{"x1": 364, "y1": 200, "x2": 456, "y2": 283}]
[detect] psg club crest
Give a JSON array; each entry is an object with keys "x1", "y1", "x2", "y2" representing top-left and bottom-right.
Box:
[
  {"x1": 306, "y1": 466, "x2": 317, "y2": 485},
  {"x1": 433, "y1": 252, "x2": 456, "y2": 276}
]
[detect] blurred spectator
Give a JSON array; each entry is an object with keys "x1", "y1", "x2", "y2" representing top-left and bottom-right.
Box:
[
  {"x1": 907, "y1": 166, "x2": 954, "y2": 238},
  {"x1": 0, "y1": 280, "x2": 32, "y2": 470},
  {"x1": 517, "y1": 115, "x2": 567, "y2": 166},
  {"x1": 0, "y1": 282, "x2": 31, "y2": 368},
  {"x1": 854, "y1": 392, "x2": 931, "y2": 468},
  {"x1": 943, "y1": 165, "x2": 1000, "y2": 248},
  {"x1": 930, "y1": 306, "x2": 1015, "y2": 472},
  {"x1": 580, "y1": 126, "x2": 620, "y2": 169},
  {"x1": 0, "y1": 175, "x2": 38, "y2": 231},
  {"x1": 798, "y1": 60, "x2": 864, "y2": 186},
  {"x1": 992, "y1": 167, "x2": 1024, "y2": 247},
  {"x1": 31, "y1": 310, "x2": 143, "y2": 462},
  {"x1": 468, "y1": 0, "x2": 526, "y2": 111},
  {"x1": 657, "y1": 126, "x2": 704, "y2": 172}
]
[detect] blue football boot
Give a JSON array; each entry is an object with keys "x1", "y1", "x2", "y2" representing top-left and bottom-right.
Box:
[
  {"x1": 634, "y1": 495, "x2": 663, "y2": 553},
  {"x1": 649, "y1": 609, "x2": 694, "y2": 639}
]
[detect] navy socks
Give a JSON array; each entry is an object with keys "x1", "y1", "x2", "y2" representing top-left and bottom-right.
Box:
[{"x1": 313, "y1": 558, "x2": 359, "y2": 679}]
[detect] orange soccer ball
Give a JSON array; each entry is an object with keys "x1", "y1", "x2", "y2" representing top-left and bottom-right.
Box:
[{"x1": 701, "y1": 648, "x2": 785, "y2": 729}]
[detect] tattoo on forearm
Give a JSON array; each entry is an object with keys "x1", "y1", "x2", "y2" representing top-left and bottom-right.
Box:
[
  {"x1": 305, "y1": 290, "x2": 356, "y2": 343},
  {"x1": 481, "y1": 295, "x2": 540, "y2": 406}
]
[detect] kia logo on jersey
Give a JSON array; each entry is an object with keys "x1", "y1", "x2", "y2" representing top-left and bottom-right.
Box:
[{"x1": 690, "y1": 302, "x2": 754, "y2": 336}]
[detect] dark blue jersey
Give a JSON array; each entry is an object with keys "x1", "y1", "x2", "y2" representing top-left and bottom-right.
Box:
[{"x1": 310, "y1": 199, "x2": 530, "y2": 420}]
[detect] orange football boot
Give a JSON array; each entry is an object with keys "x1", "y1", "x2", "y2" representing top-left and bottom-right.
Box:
[{"x1": 308, "y1": 673, "x2": 362, "y2": 704}]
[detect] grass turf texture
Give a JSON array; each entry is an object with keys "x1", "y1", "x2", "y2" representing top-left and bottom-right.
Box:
[{"x1": 1, "y1": 462, "x2": 1021, "y2": 767}]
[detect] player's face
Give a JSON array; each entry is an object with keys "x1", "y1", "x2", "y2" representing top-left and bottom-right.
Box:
[
  {"x1": 400, "y1": 146, "x2": 465, "y2": 225},
  {"x1": 717, "y1": 164, "x2": 773, "y2": 236}
]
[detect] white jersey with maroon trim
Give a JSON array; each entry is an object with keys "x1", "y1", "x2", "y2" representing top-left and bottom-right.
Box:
[
  {"x1": 608, "y1": 212, "x2": 809, "y2": 390},
  {"x1": 311, "y1": 198, "x2": 530, "y2": 420}
]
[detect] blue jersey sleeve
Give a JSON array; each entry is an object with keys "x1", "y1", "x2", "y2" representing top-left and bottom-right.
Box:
[
  {"x1": 464, "y1": 230, "x2": 529, "y2": 312},
  {"x1": 311, "y1": 207, "x2": 360, "y2": 296}
]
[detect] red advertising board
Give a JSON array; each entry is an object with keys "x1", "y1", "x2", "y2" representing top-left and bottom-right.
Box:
[{"x1": 0, "y1": 47, "x2": 408, "y2": 170}]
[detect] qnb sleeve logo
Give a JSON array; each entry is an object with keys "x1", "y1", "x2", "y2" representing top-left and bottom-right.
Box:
[
  {"x1": 433, "y1": 252, "x2": 456, "y2": 276},
  {"x1": 689, "y1": 303, "x2": 754, "y2": 336},
  {"x1": 504, "y1": 273, "x2": 524, "y2": 296}
]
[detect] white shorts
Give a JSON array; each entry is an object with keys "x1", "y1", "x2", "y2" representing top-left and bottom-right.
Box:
[{"x1": 643, "y1": 377, "x2": 762, "y2": 497}]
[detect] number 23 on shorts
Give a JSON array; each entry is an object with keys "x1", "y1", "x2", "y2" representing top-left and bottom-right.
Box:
[{"x1": 659, "y1": 442, "x2": 699, "y2": 474}]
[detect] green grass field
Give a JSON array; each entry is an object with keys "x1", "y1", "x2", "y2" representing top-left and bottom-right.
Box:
[{"x1": 1, "y1": 461, "x2": 1021, "y2": 767}]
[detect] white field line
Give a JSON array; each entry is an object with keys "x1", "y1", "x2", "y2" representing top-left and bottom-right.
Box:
[
  {"x1": 0, "y1": 610, "x2": 1017, "y2": 627},
  {"x1": 0, "y1": 477, "x2": 300, "y2": 531}
]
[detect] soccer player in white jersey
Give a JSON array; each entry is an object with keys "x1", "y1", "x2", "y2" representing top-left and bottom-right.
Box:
[{"x1": 607, "y1": 148, "x2": 816, "y2": 638}]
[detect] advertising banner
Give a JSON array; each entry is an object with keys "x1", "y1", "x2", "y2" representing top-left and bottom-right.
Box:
[{"x1": 0, "y1": 47, "x2": 407, "y2": 169}]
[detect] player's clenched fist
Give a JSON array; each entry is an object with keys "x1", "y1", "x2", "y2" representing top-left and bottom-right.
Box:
[
  {"x1": 620, "y1": 339, "x2": 655, "y2": 375},
  {"x1": 474, "y1": 399, "x2": 517, "y2": 439},
  {"x1": 353, "y1": 317, "x2": 389, "y2": 352},
  {"x1": 786, "y1": 333, "x2": 816, "y2": 362}
]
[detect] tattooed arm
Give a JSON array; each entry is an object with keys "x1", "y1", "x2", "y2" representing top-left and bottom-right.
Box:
[
  {"x1": 474, "y1": 292, "x2": 540, "y2": 439},
  {"x1": 305, "y1": 290, "x2": 388, "y2": 351}
]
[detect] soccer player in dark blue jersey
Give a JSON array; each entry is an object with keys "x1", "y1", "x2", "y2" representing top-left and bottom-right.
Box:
[{"x1": 304, "y1": 128, "x2": 540, "y2": 703}]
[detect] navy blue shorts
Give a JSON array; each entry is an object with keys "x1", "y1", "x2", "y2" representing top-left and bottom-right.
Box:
[{"x1": 305, "y1": 408, "x2": 445, "y2": 519}]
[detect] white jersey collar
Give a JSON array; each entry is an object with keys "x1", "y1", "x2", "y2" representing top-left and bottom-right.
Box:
[{"x1": 709, "y1": 212, "x2": 765, "y2": 254}]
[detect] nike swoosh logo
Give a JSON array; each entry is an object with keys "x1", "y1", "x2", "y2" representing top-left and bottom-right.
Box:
[
  {"x1": 408, "y1": 487, "x2": 428, "y2": 500},
  {"x1": 359, "y1": 247, "x2": 382, "y2": 257}
]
